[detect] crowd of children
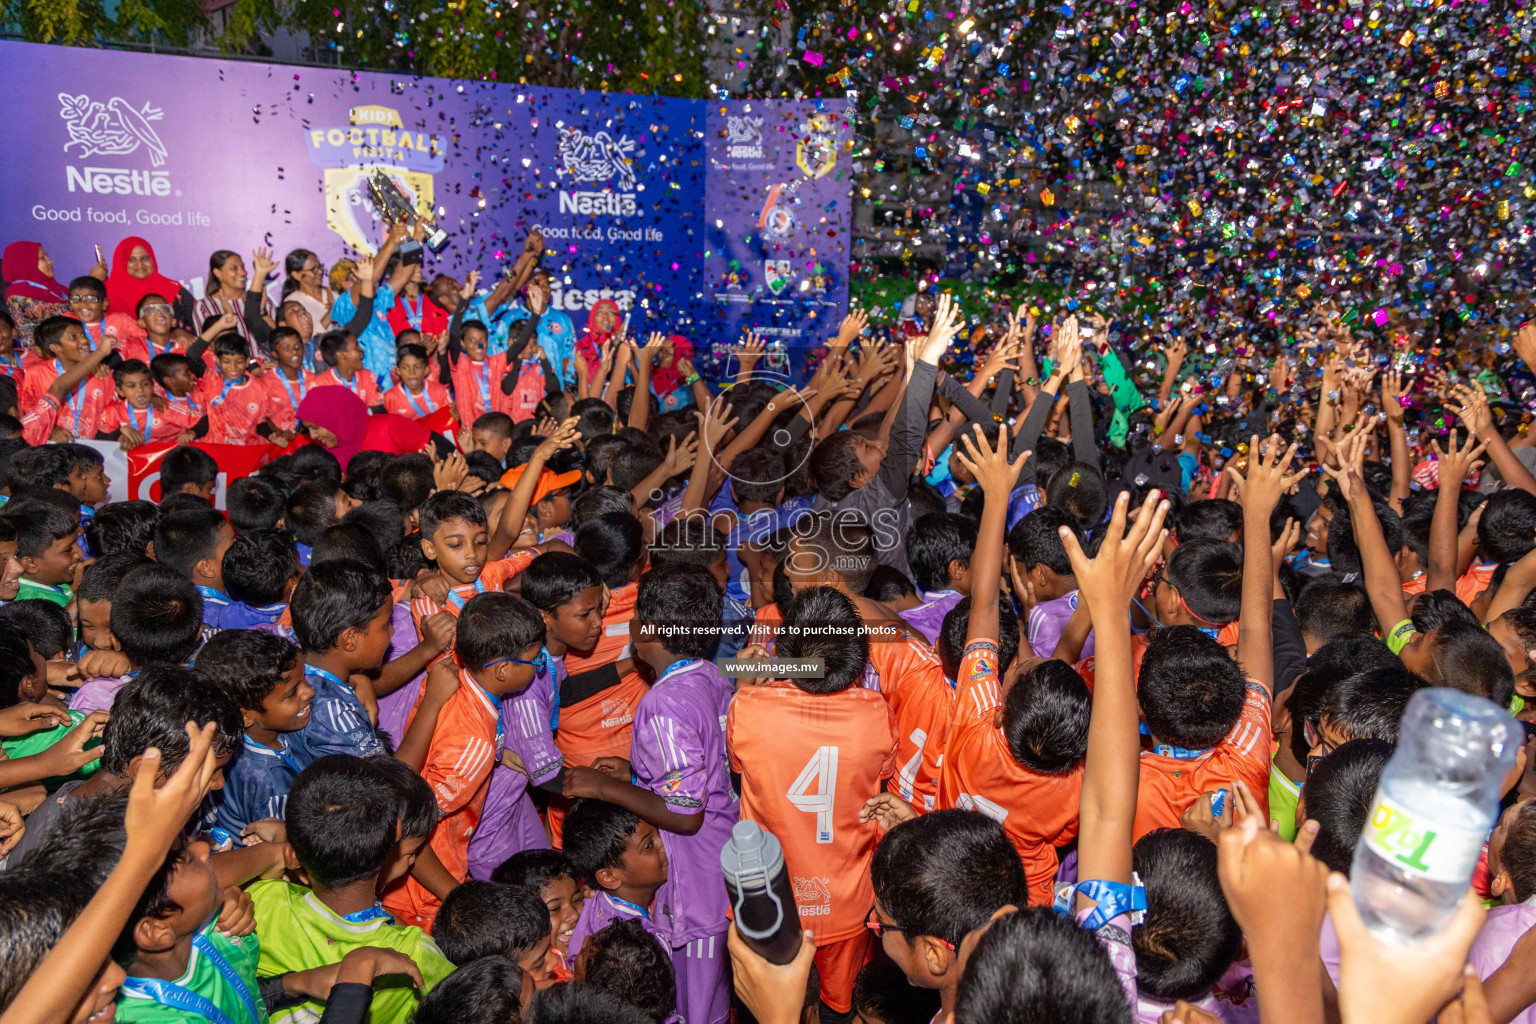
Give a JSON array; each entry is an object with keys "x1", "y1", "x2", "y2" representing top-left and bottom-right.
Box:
[{"x1": 3, "y1": 228, "x2": 1536, "y2": 1024}]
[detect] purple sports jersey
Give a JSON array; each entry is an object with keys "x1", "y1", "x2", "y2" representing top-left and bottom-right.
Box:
[
  {"x1": 375, "y1": 601, "x2": 425, "y2": 750},
  {"x1": 898, "y1": 589, "x2": 964, "y2": 646},
  {"x1": 630, "y1": 660, "x2": 739, "y2": 941},
  {"x1": 69, "y1": 673, "x2": 133, "y2": 714},
  {"x1": 567, "y1": 889, "x2": 670, "y2": 958},
  {"x1": 466, "y1": 655, "x2": 566, "y2": 879},
  {"x1": 1027, "y1": 591, "x2": 1095, "y2": 661}
]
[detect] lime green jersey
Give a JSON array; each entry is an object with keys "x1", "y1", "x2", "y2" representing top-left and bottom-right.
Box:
[
  {"x1": 117, "y1": 927, "x2": 266, "y2": 1024},
  {"x1": 2, "y1": 709, "x2": 99, "y2": 791}
]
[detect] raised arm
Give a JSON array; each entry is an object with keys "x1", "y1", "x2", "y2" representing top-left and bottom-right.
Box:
[
  {"x1": 1067, "y1": 490, "x2": 1170, "y2": 895},
  {"x1": 880, "y1": 294, "x2": 960, "y2": 493},
  {"x1": 1381, "y1": 369, "x2": 1412, "y2": 513},
  {"x1": 950, "y1": 424, "x2": 1029, "y2": 648},
  {"x1": 1234, "y1": 435, "x2": 1304, "y2": 698},
  {"x1": 1326, "y1": 422, "x2": 1411, "y2": 637},
  {"x1": 487, "y1": 419, "x2": 580, "y2": 562},
  {"x1": 1427, "y1": 429, "x2": 1488, "y2": 594},
  {"x1": 1449, "y1": 381, "x2": 1536, "y2": 496}
]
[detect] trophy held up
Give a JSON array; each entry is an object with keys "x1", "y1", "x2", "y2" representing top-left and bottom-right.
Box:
[{"x1": 366, "y1": 169, "x2": 450, "y2": 255}]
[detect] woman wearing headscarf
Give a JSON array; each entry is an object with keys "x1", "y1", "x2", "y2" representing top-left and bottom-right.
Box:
[
  {"x1": 650, "y1": 333, "x2": 701, "y2": 412},
  {"x1": 105, "y1": 237, "x2": 194, "y2": 330},
  {"x1": 3, "y1": 241, "x2": 71, "y2": 351},
  {"x1": 573, "y1": 296, "x2": 622, "y2": 382},
  {"x1": 293, "y1": 384, "x2": 436, "y2": 473}
]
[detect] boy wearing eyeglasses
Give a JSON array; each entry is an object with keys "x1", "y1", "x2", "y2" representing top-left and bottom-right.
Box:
[
  {"x1": 63, "y1": 275, "x2": 143, "y2": 359},
  {"x1": 383, "y1": 590, "x2": 545, "y2": 931}
]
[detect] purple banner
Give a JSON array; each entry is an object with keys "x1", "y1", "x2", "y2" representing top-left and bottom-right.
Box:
[{"x1": 0, "y1": 41, "x2": 849, "y2": 353}]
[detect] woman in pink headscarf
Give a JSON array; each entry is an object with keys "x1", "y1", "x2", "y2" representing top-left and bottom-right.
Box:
[
  {"x1": 650, "y1": 333, "x2": 701, "y2": 412},
  {"x1": 574, "y1": 297, "x2": 623, "y2": 380},
  {"x1": 294, "y1": 386, "x2": 433, "y2": 473},
  {"x1": 105, "y1": 237, "x2": 193, "y2": 329},
  {"x1": 3, "y1": 241, "x2": 71, "y2": 351}
]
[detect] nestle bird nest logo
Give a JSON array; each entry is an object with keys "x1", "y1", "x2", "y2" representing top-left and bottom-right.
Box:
[
  {"x1": 725, "y1": 115, "x2": 765, "y2": 160},
  {"x1": 556, "y1": 128, "x2": 639, "y2": 217},
  {"x1": 59, "y1": 93, "x2": 172, "y2": 196},
  {"x1": 304, "y1": 105, "x2": 445, "y2": 255}
]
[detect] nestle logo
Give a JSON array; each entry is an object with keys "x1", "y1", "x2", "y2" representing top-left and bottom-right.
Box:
[
  {"x1": 66, "y1": 166, "x2": 172, "y2": 196},
  {"x1": 728, "y1": 144, "x2": 764, "y2": 159},
  {"x1": 558, "y1": 191, "x2": 637, "y2": 217}
]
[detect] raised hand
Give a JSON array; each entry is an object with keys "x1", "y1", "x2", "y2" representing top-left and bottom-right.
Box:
[
  {"x1": 1237, "y1": 434, "x2": 1306, "y2": 515},
  {"x1": 1162, "y1": 336, "x2": 1188, "y2": 366},
  {"x1": 696, "y1": 400, "x2": 738, "y2": 455},
  {"x1": 125, "y1": 722, "x2": 221, "y2": 857},
  {"x1": 951, "y1": 423, "x2": 1028, "y2": 499},
  {"x1": 1431, "y1": 429, "x2": 1490, "y2": 486},
  {"x1": 835, "y1": 308, "x2": 869, "y2": 346},
  {"x1": 532, "y1": 416, "x2": 581, "y2": 462},
  {"x1": 460, "y1": 270, "x2": 481, "y2": 300},
  {"x1": 635, "y1": 331, "x2": 667, "y2": 365},
  {"x1": 251, "y1": 247, "x2": 277, "y2": 284},
  {"x1": 918, "y1": 292, "x2": 965, "y2": 365},
  {"x1": 1382, "y1": 368, "x2": 1409, "y2": 423},
  {"x1": 1061, "y1": 489, "x2": 1170, "y2": 615},
  {"x1": 1515, "y1": 322, "x2": 1536, "y2": 370},
  {"x1": 1447, "y1": 381, "x2": 1494, "y2": 439},
  {"x1": 660, "y1": 432, "x2": 699, "y2": 476},
  {"x1": 737, "y1": 331, "x2": 767, "y2": 371}
]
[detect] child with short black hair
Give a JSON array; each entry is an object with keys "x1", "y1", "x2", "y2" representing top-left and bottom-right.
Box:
[
  {"x1": 576, "y1": 916, "x2": 678, "y2": 1024},
  {"x1": 76, "y1": 552, "x2": 151, "y2": 653},
  {"x1": 563, "y1": 798, "x2": 670, "y2": 956},
  {"x1": 95, "y1": 359, "x2": 176, "y2": 448},
  {"x1": 70, "y1": 562, "x2": 204, "y2": 714},
  {"x1": 199, "y1": 628, "x2": 313, "y2": 835},
  {"x1": 408, "y1": 491, "x2": 540, "y2": 644},
  {"x1": 20, "y1": 315, "x2": 115, "y2": 441},
  {"x1": 248, "y1": 755, "x2": 454, "y2": 1024},
  {"x1": 384, "y1": 591, "x2": 545, "y2": 930},
  {"x1": 492, "y1": 849, "x2": 586, "y2": 975},
  {"x1": 148, "y1": 352, "x2": 207, "y2": 442},
  {"x1": 288, "y1": 559, "x2": 393, "y2": 759},
  {"x1": 384, "y1": 343, "x2": 452, "y2": 421},
  {"x1": 221, "y1": 529, "x2": 300, "y2": 632},
  {"x1": 153, "y1": 507, "x2": 237, "y2": 630},
  {"x1": 433, "y1": 880, "x2": 555, "y2": 983},
  {"x1": 852, "y1": 956, "x2": 941, "y2": 1024},
  {"x1": 471, "y1": 412, "x2": 515, "y2": 464},
  {"x1": 159, "y1": 446, "x2": 219, "y2": 500},
  {"x1": 314, "y1": 329, "x2": 385, "y2": 408},
  {"x1": 0, "y1": 498, "x2": 80, "y2": 607},
  {"x1": 85, "y1": 499, "x2": 160, "y2": 558},
  {"x1": 226, "y1": 476, "x2": 288, "y2": 533},
  {"x1": 902, "y1": 511, "x2": 977, "y2": 643},
  {"x1": 1008, "y1": 505, "x2": 1091, "y2": 659},
  {"x1": 869, "y1": 811, "x2": 1028, "y2": 1022}
]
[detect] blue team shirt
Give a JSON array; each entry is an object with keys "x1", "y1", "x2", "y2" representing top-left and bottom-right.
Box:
[
  {"x1": 214, "y1": 731, "x2": 313, "y2": 835},
  {"x1": 302, "y1": 666, "x2": 383, "y2": 759},
  {"x1": 220, "y1": 601, "x2": 288, "y2": 631}
]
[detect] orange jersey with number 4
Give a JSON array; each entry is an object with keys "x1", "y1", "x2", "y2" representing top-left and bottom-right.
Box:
[{"x1": 727, "y1": 682, "x2": 897, "y2": 944}]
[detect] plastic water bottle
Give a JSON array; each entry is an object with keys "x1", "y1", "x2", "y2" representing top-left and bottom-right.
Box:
[
  {"x1": 1350, "y1": 688, "x2": 1517, "y2": 944},
  {"x1": 720, "y1": 820, "x2": 803, "y2": 965}
]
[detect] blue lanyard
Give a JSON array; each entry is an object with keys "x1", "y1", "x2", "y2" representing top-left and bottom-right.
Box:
[
  {"x1": 305, "y1": 665, "x2": 348, "y2": 691},
  {"x1": 607, "y1": 893, "x2": 652, "y2": 921},
  {"x1": 55, "y1": 360, "x2": 86, "y2": 419},
  {"x1": 211, "y1": 376, "x2": 246, "y2": 408},
  {"x1": 445, "y1": 577, "x2": 488, "y2": 611},
  {"x1": 401, "y1": 385, "x2": 435, "y2": 416},
  {"x1": 148, "y1": 337, "x2": 173, "y2": 359},
  {"x1": 541, "y1": 647, "x2": 561, "y2": 732},
  {"x1": 470, "y1": 360, "x2": 490, "y2": 409},
  {"x1": 126, "y1": 403, "x2": 154, "y2": 436},
  {"x1": 340, "y1": 902, "x2": 395, "y2": 925},
  {"x1": 464, "y1": 671, "x2": 506, "y2": 749},
  {"x1": 273, "y1": 739, "x2": 304, "y2": 775},
  {"x1": 1054, "y1": 877, "x2": 1148, "y2": 932},
  {"x1": 120, "y1": 932, "x2": 259, "y2": 1024},
  {"x1": 169, "y1": 393, "x2": 200, "y2": 417},
  {"x1": 276, "y1": 368, "x2": 307, "y2": 408},
  {"x1": 82, "y1": 321, "x2": 102, "y2": 351},
  {"x1": 331, "y1": 369, "x2": 359, "y2": 395},
  {"x1": 403, "y1": 294, "x2": 424, "y2": 330}
]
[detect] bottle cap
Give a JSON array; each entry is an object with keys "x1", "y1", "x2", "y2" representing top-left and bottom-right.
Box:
[{"x1": 720, "y1": 820, "x2": 784, "y2": 890}]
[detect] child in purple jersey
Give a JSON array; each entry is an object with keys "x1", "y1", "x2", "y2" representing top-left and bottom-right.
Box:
[
  {"x1": 901, "y1": 512, "x2": 976, "y2": 645},
  {"x1": 1009, "y1": 506, "x2": 1095, "y2": 660},
  {"x1": 562, "y1": 564, "x2": 739, "y2": 1024},
  {"x1": 563, "y1": 797, "x2": 672, "y2": 956}
]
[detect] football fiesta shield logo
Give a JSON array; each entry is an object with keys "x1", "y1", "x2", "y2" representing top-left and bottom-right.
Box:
[{"x1": 305, "y1": 105, "x2": 446, "y2": 254}]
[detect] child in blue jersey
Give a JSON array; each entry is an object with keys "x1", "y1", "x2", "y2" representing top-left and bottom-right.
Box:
[
  {"x1": 153, "y1": 507, "x2": 237, "y2": 633},
  {"x1": 288, "y1": 560, "x2": 393, "y2": 759},
  {"x1": 221, "y1": 530, "x2": 300, "y2": 633},
  {"x1": 199, "y1": 629, "x2": 314, "y2": 837}
]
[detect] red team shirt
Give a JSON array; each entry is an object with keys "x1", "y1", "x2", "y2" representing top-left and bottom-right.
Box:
[
  {"x1": 448, "y1": 354, "x2": 509, "y2": 426},
  {"x1": 310, "y1": 367, "x2": 383, "y2": 408},
  {"x1": 197, "y1": 373, "x2": 272, "y2": 445},
  {"x1": 384, "y1": 380, "x2": 453, "y2": 421},
  {"x1": 95, "y1": 401, "x2": 187, "y2": 444},
  {"x1": 20, "y1": 362, "x2": 113, "y2": 440}
]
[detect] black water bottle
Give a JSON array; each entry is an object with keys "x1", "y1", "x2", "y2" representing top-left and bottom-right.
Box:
[{"x1": 720, "y1": 820, "x2": 803, "y2": 965}]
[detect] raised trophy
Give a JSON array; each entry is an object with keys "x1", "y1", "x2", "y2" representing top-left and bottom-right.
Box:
[{"x1": 365, "y1": 169, "x2": 450, "y2": 255}]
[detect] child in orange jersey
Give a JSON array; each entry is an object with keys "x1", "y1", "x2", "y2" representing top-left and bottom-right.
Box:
[
  {"x1": 383, "y1": 591, "x2": 546, "y2": 930},
  {"x1": 727, "y1": 585, "x2": 897, "y2": 1018}
]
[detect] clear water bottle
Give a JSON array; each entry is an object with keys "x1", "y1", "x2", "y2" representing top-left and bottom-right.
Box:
[{"x1": 1350, "y1": 687, "x2": 1517, "y2": 944}]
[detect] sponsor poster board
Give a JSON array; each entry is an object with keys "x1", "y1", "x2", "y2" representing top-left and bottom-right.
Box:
[{"x1": 2, "y1": 42, "x2": 850, "y2": 372}]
